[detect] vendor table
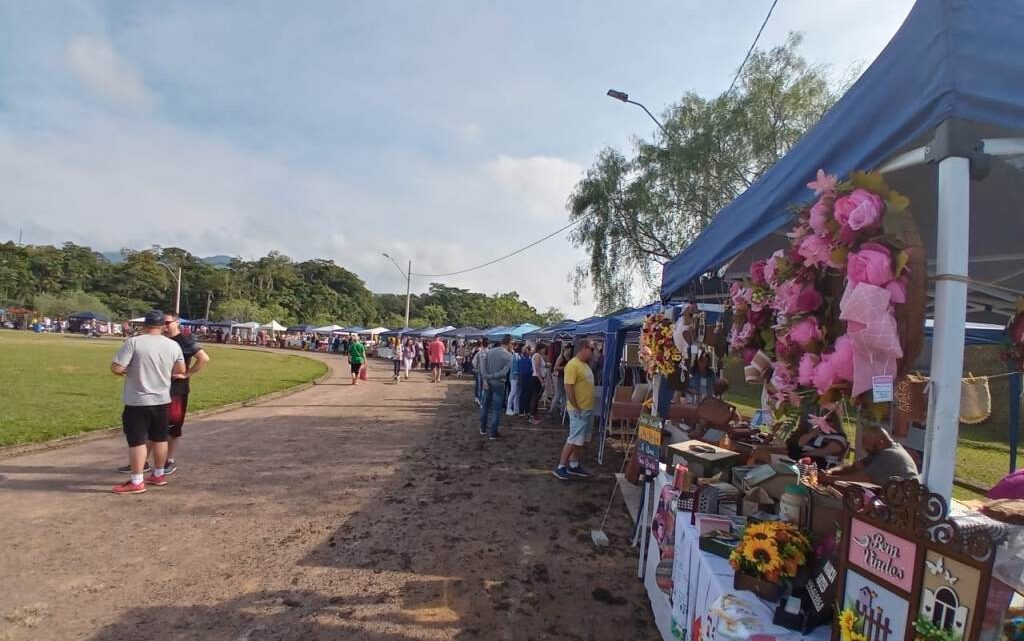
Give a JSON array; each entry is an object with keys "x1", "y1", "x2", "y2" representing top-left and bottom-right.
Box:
[{"x1": 636, "y1": 468, "x2": 830, "y2": 641}]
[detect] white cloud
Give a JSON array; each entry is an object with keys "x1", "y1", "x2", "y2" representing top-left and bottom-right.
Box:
[
  {"x1": 66, "y1": 35, "x2": 154, "y2": 110},
  {"x1": 484, "y1": 155, "x2": 583, "y2": 220}
]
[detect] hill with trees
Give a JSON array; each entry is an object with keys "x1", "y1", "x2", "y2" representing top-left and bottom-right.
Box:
[{"x1": 0, "y1": 242, "x2": 563, "y2": 328}]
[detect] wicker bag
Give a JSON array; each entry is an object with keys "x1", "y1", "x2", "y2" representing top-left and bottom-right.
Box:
[
  {"x1": 894, "y1": 374, "x2": 929, "y2": 422},
  {"x1": 960, "y1": 375, "x2": 992, "y2": 424}
]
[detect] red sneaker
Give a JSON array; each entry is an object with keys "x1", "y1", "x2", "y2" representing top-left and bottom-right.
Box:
[
  {"x1": 112, "y1": 481, "x2": 146, "y2": 494},
  {"x1": 144, "y1": 474, "x2": 168, "y2": 487}
]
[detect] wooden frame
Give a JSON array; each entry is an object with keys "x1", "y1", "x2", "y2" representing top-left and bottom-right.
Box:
[{"x1": 832, "y1": 479, "x2": 1000, "y2": 641}]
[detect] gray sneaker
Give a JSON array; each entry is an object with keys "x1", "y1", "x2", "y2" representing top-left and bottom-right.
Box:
[
  {"x1": 118, "y1": 462, "x2": 152, "y2": 474},
  {"x1": 163, "y1": 460, "x2": 178, "y2": 475}
]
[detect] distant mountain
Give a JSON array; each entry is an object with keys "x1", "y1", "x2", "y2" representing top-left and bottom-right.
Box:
[
  {"x1": 201, "y1": 255, "x2": 234, "y2": 267},
  {"x1": 99, "y1": 251, "x2": 233, "y2": 268}
]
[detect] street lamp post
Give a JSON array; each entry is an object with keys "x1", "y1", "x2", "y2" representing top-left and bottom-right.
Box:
[
  {"x1": 606, "y1": 89, "x2": 674, "y2": 141},
  {"x1": 157, "y1": 261, "x2": 182, "y2": 315},
  {"x1": 382, "y1": 253, "x2": 412, "y2": 329}
]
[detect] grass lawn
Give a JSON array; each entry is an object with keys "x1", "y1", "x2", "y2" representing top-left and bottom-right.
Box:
[
  {"x1": 722, "y1": 348, "x2": 1021, "y2": 501},
  {"x1": 0, "y1": 331, "x2": 327, "y2": 446}
]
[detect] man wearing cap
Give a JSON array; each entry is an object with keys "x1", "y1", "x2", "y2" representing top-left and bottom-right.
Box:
[{"x1": 110, "y1": 310, "x2": 186, "y2": 494}]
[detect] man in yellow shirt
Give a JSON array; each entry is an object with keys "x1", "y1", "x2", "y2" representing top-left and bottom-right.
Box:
[{"x1": 553, "y1": 339, "x2": 595, "y2": 480}]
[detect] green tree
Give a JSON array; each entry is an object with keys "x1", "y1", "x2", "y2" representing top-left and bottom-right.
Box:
[
  {"x1": 539, "y1": 307, "x2": 566, "y2": 326},
  {"x1": 420, "y1": 304, "x2": 447, "y2": 327},
  {"x1": 215, "y1": 298, "x2": 263, "y2": 322},
  {"x1": 569, "y1": 33, "x2": 851, "y2": 311},
  {"x1": 34, "y1": 291, "x2": 111, "y2": 319}
]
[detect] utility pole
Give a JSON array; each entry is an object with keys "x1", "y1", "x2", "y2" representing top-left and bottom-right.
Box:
[
  {"x1": 205, "y1": 291, "x2": 213, "y2": 320},
  {"x1": 404, "y1": 260, "x2": 412, "y2": 329},
  {"x1": 174, "y1": 267, "x2": 182, "y2": 315}
]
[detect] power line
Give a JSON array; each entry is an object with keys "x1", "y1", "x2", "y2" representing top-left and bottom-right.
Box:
[
  {"x1": 725, "y1": 0, "x2": 781, "y2": 97},
  {"x1": 410, "y1": 217, "x2": 584, "y2": 278}
]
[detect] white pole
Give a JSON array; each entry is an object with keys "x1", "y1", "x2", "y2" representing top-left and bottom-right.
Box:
[
  {"x1": 175, "y1": 267, "x2": 182, "y2": 315},
  {"x1": 922, "y1": 156, "x2": 970, "y2": 499},
  {"x1": 404, "y1": 260, "x2": 412, "y2": 329}
]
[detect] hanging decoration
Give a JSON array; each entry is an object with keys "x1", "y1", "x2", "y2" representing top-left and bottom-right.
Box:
[
  {"x1": 727, "y1": 169, "x2": 925, "y2": 420},
  {"x1": 1001, "y1": 304, "x2": 1024, "y2": 371},
  {"x1": 640, "y1": 311, "x2": 683, "y2": 378}
]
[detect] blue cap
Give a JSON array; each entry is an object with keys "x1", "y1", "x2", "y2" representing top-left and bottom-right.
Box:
[{"x1": 143, "y1": 310, "x2": 165, "y2": 327}]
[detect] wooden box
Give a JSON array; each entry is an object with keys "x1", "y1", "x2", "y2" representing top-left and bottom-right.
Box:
[{"x1": 667, "y1": 441, "x2": 742, "y2": 479}]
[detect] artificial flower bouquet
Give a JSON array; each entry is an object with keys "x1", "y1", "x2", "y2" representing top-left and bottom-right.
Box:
[
  {"x1": 728, "y1": 169, "x2": 925, "y2": 427},
  {"x1": 640, "y1": 311, "x2": 682, "y2": 378},
  {"x1": 729, "y1": 520, "x2": 812, "y2": 602}
]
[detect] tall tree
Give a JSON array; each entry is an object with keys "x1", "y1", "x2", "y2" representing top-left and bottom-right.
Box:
[{"x1": 568, "y1": 33, "x2": 851, "y2": 311}]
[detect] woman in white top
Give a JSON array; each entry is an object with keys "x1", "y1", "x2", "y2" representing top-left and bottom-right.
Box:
[{"x1": 528, "y1": 342, "x2": 548, "y2": 423}]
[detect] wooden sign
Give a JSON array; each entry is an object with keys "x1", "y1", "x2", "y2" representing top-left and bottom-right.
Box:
[
  {"x1": 636, "y1": 413, "x2": 662, "y2": 478},
  {"x1": 833, "y1": 479, "x2": 1002, "y2": 641}
]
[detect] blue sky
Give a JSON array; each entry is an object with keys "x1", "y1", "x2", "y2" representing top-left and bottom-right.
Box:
[{"x1": 0, "y1": 0, "x2": 915, "y2": 317}]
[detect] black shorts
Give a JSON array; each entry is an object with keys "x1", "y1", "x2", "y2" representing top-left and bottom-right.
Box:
[
  {"x1": 351, "y1": 362, "x2": 363, "y2": 375},
  {"x1": 168, "y1": 394, "x2": 189, "y2": 438},
  {"x1": 122, "y1": 404, "x2": 170, "y2": 447}
]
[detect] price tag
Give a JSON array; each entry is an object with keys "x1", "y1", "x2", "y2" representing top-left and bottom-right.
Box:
[{"x1": 872, "y1": 375, "x2": 894, "y2": 402}]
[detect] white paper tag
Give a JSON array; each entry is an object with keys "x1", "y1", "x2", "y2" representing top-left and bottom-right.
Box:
[{"x1": 872, "y1": 375, "x2": 894, "y2": 403}]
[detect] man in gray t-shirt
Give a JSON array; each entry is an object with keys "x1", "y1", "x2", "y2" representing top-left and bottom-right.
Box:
[
  {"x1": 110, "y1": 310, "x2": 185, "y2": 495},
  {"x1": 821, "y1": 424, "x2": 919, "y2": 486}
]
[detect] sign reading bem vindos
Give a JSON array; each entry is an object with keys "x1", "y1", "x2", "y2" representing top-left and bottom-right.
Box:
[
  {"x1": 847, "y1": 519, "x2": 918, "y2": 592},
  {"x1": 636, "y1": 413, "x2": 662, "y2": 478}
]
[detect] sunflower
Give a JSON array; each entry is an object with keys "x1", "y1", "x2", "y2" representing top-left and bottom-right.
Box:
[
  {"x1": 742, "y1": 538, "x2": 782, "y2": 571},
  {"x1": 743, "y1": 522, "x2": 777, "y2": 541},
  {"x1": 838, "y1": 609, "x2": 856, "y2": 634}
]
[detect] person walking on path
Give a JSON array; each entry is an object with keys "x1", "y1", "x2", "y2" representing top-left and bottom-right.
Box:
[
  {"x1": 479, "y1": 335, "x2": 514, "y2": 440},
  {"x1": 553, "y1": 339, "x2": 595, "y2": 480},
  {"x1": 471, "y1": 338, "x2": 490, "y2": 405},
  {"x1": 391, "y1": 337, "x2": 403, "y2": 382},
  {"x1": 528, "y1": 342, "x2": 548, "y2": 424},
  {"x1": 547, "y1": 344, "x2": 572, "y2": 420},
  {"x1": 348, "y1": 334, "x2": 366, "y2": 385},
  {"x1": 506, "y1": 343, "x2": 523, "y2": 416},
  {"x1": 428, "y1": 335, "x2": 445, "y2": 383},
  {"x1": 110, "y1": 310, "x2": 186, "y2": 494},
  {"x1": 402, "y1": 338, "x2": 416, "y2": 379},
  {"x1": 516, "y1": 343, "x2": 534, "y2": 415}
]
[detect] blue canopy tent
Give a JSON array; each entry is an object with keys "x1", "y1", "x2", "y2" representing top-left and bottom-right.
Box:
[
  {"x1": 420, "y1": 326, "x2": 456, "y2": 338},
  {"x1": 487, "y1": 323, "x2": 540, "y2": 342},
  {"x1": 287, "y1": 324, "x2": 315, "y2": 333},
  {"x1": 523, "y1": 319, "x2": 578, "y2": 341},
  {"x1": 439, "y1": 326, "x2": 481, "y2": 338},
  {"x1": 468, "y1": 326, "x2": 506, "y2": 341},
  {"x1": 380, "y1": 327, "x2": 413, "y2": 338},
  {"x1": 659, "y1": 0, "x2": 1024, "y2": 498}
]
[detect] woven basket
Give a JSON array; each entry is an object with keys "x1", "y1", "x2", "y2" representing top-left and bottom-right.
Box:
[
  {"x1": 960, "y1": 375, "x2": 992, "y2": 424},
  {"x1": 894, "y1": 374, "x2": 929, "y2": 422}
]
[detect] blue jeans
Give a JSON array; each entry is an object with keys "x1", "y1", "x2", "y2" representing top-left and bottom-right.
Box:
[
  {"x1": 474, "y1": 372, "x2": 483, "y2": 401},
  {"x1": 479, "y1": 379, "x2": 507, "y2": 437}
]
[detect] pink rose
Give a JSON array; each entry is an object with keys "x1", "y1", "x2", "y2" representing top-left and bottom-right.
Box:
[
  {"x1": 770, "y1": 362, "x2": 797, "y2": 395},
  {"x1": 789, "y1": 316, "x2": 822, "y2": 350},
  {"x1": 847, "y1": 242, "x2": 894, "y2": 287},
  {"x1": 831, "y1": 334, "x2": 855, "y2": 381},
  {"x1": 747, "y1": 307, "x2": 768, "y2": 327},
  {"x1": 742, "y1": 346, "x2": 757, "y2": 365},
  {"x1": 834, "y1": 188, "x2": 884, "y2": 233},
  {"x1": 729, "y1": 282, "x2": 751, "y2": 310},
  {"x1": 774, "y1": 279, "x2": 824, "y2": 316},
  {"x1": 812, "y1": 355, "x2": 839, "y2": 394},
  {"x1": 809, "y1": 195, "x2": 834, "y2": 235},
  {"x1": 797, "y1": 233, "x2": 833, "y2": 268},
  {"x1": 750, "y1": 260, "x2": 767, "y2": 284},
  {"x1": 764, "y1": 250, "x2": 785, "y2": 285},
  {"x1": 798, "y1": 353, "x2": 820, "y2": 386},
  {"x1": 775, "y1": 333, "x2": 794, "y2": 360}
]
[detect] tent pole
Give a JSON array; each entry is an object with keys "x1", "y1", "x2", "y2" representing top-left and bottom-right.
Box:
[
  {"x1": 922, "y1": 156, "x2": 970, "y2": 499},
  {"x1": 1009, "y1": 366, "x2": 1021, "y2": 473}
]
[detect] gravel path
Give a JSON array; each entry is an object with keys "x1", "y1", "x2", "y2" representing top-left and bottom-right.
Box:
[{"x1": 0, "y1": 353, "x2": 655, "y2": 641}]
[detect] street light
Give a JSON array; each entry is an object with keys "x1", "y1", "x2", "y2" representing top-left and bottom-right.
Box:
[
  {"x1": 606, "y1": 88, "x2": 674, "y2": 141},
  {"x1": 156, "y1": 261, "x2": 182, "y2": 315},
  {"x1": 382, "y1": 253, "x2": 412, "y2": 330}
]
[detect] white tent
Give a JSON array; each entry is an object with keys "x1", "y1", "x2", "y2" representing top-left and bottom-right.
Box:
[
  {"x1": 129, "y1": 317, "x2": 146, "y2": 323},
  {"x1": 359, "y1": 326, "x2": 390, "y2": 336},
  {"x1": 232, "y1": 321, "x2": 260, "y2": 330},
  {"x1": 260, "y1": 320, "x2": 287, "y2": 332},
  {"x1": 313, "y1": 324, "x2": 344, "y2": 333}
]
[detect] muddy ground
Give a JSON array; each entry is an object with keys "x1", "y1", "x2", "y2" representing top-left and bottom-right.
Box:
[{"x1": 0, "y1": 353, "x2": 656, "y2": 640}]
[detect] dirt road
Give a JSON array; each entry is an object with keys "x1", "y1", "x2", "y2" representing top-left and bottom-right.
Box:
[{"x1": 0, "y1": 353, "x2": 656, "y2": 640}]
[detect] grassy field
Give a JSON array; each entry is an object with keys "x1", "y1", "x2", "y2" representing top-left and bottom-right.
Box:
[
  {"x1": 722, "y1": 347, "x2": 1022, "y2": 501},
  {"x1": 0, "y1": 331, "x2": 327, "y2": 446}
]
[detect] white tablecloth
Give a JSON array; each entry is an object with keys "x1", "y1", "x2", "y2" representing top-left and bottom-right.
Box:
[{"x1": 639, "y1": 470, "x2": 830, "y2": 641}]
